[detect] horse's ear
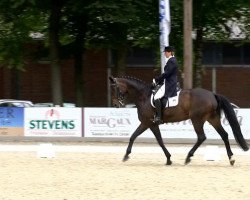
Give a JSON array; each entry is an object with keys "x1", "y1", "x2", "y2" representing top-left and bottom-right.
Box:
[{"x1": 109, "y1": 76, "x2": 116, "y2": 84}]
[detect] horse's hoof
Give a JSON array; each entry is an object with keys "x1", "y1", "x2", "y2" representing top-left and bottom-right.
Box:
[
  {"x1": 230, "y1": 159, "x2": 235, "y2": 166},
  {"x1": 166, "y1": 160, "x2": 172, "y2": 165},
  {"x1": 123, "y1": 155, "x2": 129, "y2": 162},
  {"x1": 185, "y1": 157, "x2": 191, "y2": 165}
]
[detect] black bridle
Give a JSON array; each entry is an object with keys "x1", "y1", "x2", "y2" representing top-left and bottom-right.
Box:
[{"x1": 111, "y1": 79, "x2": 125, "y2": 107}]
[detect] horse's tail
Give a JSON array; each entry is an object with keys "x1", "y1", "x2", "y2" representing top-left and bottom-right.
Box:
[{"x1": 215, "y1": 94, "x2": 249, "y2": 151}]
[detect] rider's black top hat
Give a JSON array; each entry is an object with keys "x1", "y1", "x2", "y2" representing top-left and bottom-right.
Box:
[{"x1": 163, "y1": 46, "x2": 175, "y2": 52}]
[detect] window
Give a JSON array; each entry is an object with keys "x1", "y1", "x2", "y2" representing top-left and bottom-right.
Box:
[
  {"x1": 244, "y1": 45, "x2": 250, "y2": 64},
  {"x1": 222, "y1": 43, "x2": 241, "y2": 64},
  {"x1": 202, "y1": 41, "x2": 250, "y2": 66},
  {"x1": 202, "y1": 43, "x2": 222, "y2": 64}
]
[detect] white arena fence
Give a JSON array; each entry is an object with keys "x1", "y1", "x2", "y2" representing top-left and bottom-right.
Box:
[{"x1": 1, "y1": 107, "x2": 250, "y2": 141}]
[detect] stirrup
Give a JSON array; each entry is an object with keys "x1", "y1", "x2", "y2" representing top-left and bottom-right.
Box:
[{"x1": 153, "y1": 116, "x2": 163, "y2": 125}]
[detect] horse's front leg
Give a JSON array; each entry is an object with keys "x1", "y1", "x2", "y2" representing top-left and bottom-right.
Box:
[
  {"x1": 150, "y1": 125, "x2": 172, "y2": 165},
  {"x1": 185, "y1": 119, "x2": 206, "y2": 165},
  {"x1": 123, "y1": 123, "x2": 148, "y2": 162}
]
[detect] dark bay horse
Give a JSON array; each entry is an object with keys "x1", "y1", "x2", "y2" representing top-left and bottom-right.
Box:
[{"x1": 109, "y1": 76, "x2": 249, "y2": 165}]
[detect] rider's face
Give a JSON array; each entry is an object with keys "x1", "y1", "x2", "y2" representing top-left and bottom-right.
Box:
[{"x1": 164, "y1": 51, "x2": 172, "y2": 58}]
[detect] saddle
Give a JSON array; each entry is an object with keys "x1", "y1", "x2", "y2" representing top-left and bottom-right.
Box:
[
  {"x1": 150, "y1": 91, "x2": 181, "y2": 108},
  {"x1": 150, "y1": 82, "x2": 181, "y2": 108}
]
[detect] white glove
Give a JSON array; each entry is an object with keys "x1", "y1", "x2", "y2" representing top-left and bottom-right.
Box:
[{"x1": 152, "y1": 79, "x2": 157, "y2": 89}]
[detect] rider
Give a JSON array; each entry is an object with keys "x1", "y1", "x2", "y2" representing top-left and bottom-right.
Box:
[{"x1": 153, "y1": 46, "x2": 179, "y2": 125}]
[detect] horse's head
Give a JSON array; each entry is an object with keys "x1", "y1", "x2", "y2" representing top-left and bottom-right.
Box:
[
  {"x1": 109, "y1": 76, "x2": 150, "y2": 108},
  {"x1": 109, "y1": 76, "x2": 127, "y2": 108}
]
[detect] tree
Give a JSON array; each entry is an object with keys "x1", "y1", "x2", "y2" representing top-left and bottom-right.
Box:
[
  {"x1": 0, "y1": 0, "x2": 45, "y2": 69},
  {"x1": 86, "y1": 0, "x2": 159, "y2": 76},
  {"x1": 0, "y1": 0, "x2": 65, "y2": 105},
  {"x1": 60, "y1": 1, "x2": 92, "y2": 106},
  {"x1": 0, "y1": 0, "x2": 47, "y2": 98},
  {"x1": 192, "y1": 0, "x2": 250, "y2": 87},
  {"x1": 0, "y1": 0, "x2": 249, "y2": 105},
  {"x1": 169, "y1": 0, "x2": 250, "y2": 87},
  {"x1": 47, "y1": 0, "x2": 65, "y2": 106}
]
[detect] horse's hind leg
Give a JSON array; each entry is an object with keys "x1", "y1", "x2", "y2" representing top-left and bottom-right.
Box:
[
  {"x1": 123, "y1": 123, "x2": 148, "y2": 162},
  {"x1": 185, "y1": 119, "x2": 206, "y2": 165},
  {"x1": 150, "y1": 125, "x2": 172, "y2": 165},
  {"x1": 208, "y1": 117, "x2": 234, "y2": 165}
]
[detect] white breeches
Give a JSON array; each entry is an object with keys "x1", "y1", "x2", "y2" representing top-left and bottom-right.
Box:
[{"x1": 153, "y1": 83, "x2": 165, "y2": 100}]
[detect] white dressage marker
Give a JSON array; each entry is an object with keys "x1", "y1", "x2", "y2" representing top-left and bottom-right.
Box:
[
  {"x1": 37, "y1": 143, "x2": 56, "y2": 158},
  {"x1": 203, "y1": 145, "x2": 221, "y2": 161}
]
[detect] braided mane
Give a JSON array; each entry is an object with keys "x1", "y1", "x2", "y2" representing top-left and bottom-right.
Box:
[
  {"x1": 117, "y1": 75, "x2": 152, "y2": 97},
  {"x1": 117, "y1": 76, "x2": 148, "y2": 86}
]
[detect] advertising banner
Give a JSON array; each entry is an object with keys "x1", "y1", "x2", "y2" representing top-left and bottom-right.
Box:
[
  {"x1": 83, "y1": 108, "x2": 250, "y2": 140},
  {"x1": 83, "y1": 107, "x2": 168, "y2": 138},
  {"x1": 83, "y1": 108, "x2": 150, "y2": 137},
  {"x1": 24, "y1": 107, "x2": 82, "y2": 137},
  {"x1": 0, "y1": 107, "x2": 24, "y2": 136},
  {"x1": 159, "y1": 109, "x2": 250, "y2": 139}
]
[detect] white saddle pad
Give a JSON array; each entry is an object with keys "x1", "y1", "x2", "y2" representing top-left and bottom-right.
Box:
[{"x1": 151, "y1": 91, "x2": 181, "y2": 108}]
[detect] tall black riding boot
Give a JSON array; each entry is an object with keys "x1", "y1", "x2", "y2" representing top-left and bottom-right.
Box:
[{"x1": 154, "y1": 99, "x2": 163, "y2": 125}]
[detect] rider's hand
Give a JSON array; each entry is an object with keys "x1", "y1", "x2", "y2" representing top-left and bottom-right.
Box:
[{"x1": 152, "y1": 79, "x2": 157, "y2": 86}]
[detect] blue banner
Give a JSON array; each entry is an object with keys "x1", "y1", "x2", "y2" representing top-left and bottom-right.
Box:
[{"x1": 0, "y1": 107, "x2": 24, "y2": 127}]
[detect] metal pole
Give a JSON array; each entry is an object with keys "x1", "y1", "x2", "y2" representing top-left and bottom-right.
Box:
[
  {"x1": 183, "y1": 0, "x2": 193, "y2": 89},
  {"x1": 212, "y1": 67, "x2": 216, "y2": 93}
]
